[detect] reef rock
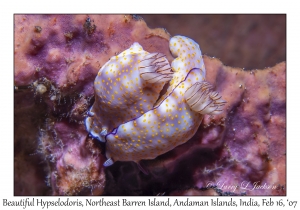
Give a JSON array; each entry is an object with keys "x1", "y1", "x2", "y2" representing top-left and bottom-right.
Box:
[
  {"x1": 14, "y1": 14, "x2": 172, "y2": 195},
  {"x1": 14, "y1": 14, "x2": 285, "y2": 196}
]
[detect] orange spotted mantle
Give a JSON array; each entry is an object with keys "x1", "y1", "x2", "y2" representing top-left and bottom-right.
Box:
[{"x1": 85, "y1": 35, "x2": 225, "y2": 166}]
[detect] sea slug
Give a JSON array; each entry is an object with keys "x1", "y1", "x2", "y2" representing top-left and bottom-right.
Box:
[{"x1": 85, "y1": 35, "x2": 225, "y2": 166}]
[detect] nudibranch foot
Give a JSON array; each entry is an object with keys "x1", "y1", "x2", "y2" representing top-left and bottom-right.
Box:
[
  {"x1": 85, "y1": 113, "x2": 107, "y2": 142},
  {"x1": 87, "y1": 111, "x2": 95, "y2": 117},
  {"x1": 185, "y1": 81, "x2": 226, "y2": 115},
  {"x1": 96, "y1": 129, "x2": 108, "y2": 142},
  {"x1": 89, "y1": 131, "x2": 106, "y2": 143},
  {"x1": 139, "y1": 52, "x2": 173, "y2": 83},
  {"x1": 103, "y1": 158, "x2": 114, "y2": 167}
]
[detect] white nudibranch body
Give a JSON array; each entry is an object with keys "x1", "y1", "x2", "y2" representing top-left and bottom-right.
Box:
[
  {"x1": 85, "y1": 42, "x2": 172, "y2": 142},
  {"x1": 85, "y1": 35, "x2": 225, "y2": 167}
]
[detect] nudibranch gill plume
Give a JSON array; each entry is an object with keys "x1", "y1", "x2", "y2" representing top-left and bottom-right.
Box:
[{"x1": 85, "y1": 35, "x2": 226, "y2": 167}]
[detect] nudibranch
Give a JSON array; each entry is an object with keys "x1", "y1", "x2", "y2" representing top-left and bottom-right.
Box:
[
  {"x1": 85, "y1": 35, "x2": 225, "y2": 167},
  {"x1": 85, "y1": 42, "x2": 173, "y2": 142}
]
